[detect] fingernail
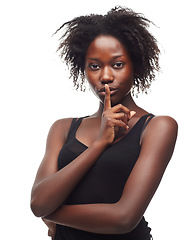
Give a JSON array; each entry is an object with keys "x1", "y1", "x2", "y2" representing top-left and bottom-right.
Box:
[{"x1": 130, "y1": 111, "x2": 136, "y2": 119}]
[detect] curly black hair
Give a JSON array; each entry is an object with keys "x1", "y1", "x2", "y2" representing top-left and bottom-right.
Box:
[{"x1": 55, "y1": 6, "x2": 160, "y2": 94}]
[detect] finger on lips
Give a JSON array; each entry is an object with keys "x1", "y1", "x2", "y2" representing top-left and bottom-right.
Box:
[
  {"x1": 104, "y1": 84, "x2": 111, "y2": 110},
  {"x1": 103, "y1": 84, "x2": 136, "y2": 126}
]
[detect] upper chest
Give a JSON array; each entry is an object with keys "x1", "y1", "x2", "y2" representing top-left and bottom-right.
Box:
[{"x1": 75, "y1": 116, "x2": 142, "y2": 147}]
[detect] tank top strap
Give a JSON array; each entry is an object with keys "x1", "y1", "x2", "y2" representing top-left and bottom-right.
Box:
[
  {"x1": 66, "y1": 117, "x2": 85, "y2": 142},
  {"x1": 139, "y1": 113, "x2": 155, "y2": 139}
]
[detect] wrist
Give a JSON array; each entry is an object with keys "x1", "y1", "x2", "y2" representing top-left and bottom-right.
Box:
[{"x1": 92, "y1": 138, "x2": 109, "y2": 151}]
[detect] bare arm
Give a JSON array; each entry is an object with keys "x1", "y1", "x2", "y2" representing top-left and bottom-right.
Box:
[
  {"x1": 30, "y1": 118, "x2": 108, "y2": 217},
  {"x1": 44, "y1": 115, "x2": 178, "y2": 234},
  {"x1": 31, "y1": 85, "x2": 133, "y2": 218}
]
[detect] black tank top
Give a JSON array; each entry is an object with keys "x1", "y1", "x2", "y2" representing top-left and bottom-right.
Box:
[{"x1": 55, "y1": 114, "x2": 154, "y2": 240}]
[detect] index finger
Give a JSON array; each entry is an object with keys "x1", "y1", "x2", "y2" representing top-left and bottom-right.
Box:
[{"x1": 104, "y1": 84, "x2": 111, "y2": 110}]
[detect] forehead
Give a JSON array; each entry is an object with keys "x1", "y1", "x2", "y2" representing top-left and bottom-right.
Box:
[{"x1": 86, "y1": 35, "x2": 129, "y2": 58}]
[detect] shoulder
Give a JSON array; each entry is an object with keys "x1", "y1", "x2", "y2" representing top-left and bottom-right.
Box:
[
  {"x1": 147, "y1": 115, "x2": 178, "y2": 136},
  {"x1": 46, "y1": 118, "x2": 73, "y2": 146},
  {"x1": 141, "y1": 115, "x2": 178, "y2": 161},
  {"x1": 50, "y1": 118, "x2": 73, "y2": 131},
  {"x1": 141, "y1": 115, "x2": 178, "y2": 142}
]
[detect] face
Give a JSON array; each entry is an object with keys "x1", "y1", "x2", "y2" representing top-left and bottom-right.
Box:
[{"x1": 85, "y1": 35, "x2": 134, "y2": 106}]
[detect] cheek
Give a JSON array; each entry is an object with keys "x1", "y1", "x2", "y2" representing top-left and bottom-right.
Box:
[
  {"x1": 85, "y1": 71, "x2": 91, "y2": 82},
  {"x1": 85, "y1": 68, "x2": 93, "y2": 82},
  {"x1": 85, "y1": 70, "x2": 98, "y2": 86},
  {"x1": 85, "y1": 71, "x2": 97, "y2": 91},
  {"x1": 117, "y1": 68, "x2": 134, "y2": 87}
]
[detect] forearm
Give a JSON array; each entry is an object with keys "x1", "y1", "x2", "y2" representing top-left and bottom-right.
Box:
[
  {"x1": 31, "y1": 140, "x2": 107, "y2": 217},
  {"x1": 45, "y1": 203, "x2": 129, "y2": 234}
]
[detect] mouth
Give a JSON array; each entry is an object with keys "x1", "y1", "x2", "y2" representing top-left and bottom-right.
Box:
[{"x1": 98, "y1": 87, "x2": 118, "y2": 96}]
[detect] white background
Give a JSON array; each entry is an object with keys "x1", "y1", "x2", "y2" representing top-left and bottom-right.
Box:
[{"x1": 0, "y1": 0, "x2": 185, "y2": 239}]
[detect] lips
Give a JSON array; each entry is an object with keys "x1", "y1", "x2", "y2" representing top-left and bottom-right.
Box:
[{"x1": 98, "y1": 87, "x2": 118, "y2": 96}]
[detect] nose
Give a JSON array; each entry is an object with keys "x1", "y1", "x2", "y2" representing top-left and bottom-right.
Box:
[{"x1": 100, "y1": 66, "x2": 114, "y2": 84}]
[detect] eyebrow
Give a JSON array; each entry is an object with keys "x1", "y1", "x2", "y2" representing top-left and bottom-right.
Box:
[
  {"x1": 113, "y1": 55, "x2": 126, "y2": 59},
  {"x1": 87, "y1": 55, "x2": 126, "y2": 61}
]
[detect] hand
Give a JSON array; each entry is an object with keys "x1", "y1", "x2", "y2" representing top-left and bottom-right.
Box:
[
  {"x1": 98, "y1": 84, "x2": 136, "y2": 145},
  {"x1": 42, "y1": 218, "x2": 56, "y2": 240}
]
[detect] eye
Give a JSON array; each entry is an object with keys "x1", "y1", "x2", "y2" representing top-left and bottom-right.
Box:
[
  {"x1": 113, "y1": 62, "x2": 125, "y2": 69},
  {"x1": 88, "y1": 63, "x2": 101, "y2": 71}
]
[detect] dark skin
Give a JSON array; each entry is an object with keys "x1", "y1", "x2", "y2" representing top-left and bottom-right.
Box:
[{"x1": 31, "y1": 35, "x2": 178, "y2": 238}]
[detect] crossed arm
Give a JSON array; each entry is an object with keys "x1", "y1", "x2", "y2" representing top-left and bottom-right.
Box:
[
  {"x1": 31, "y1": 86, "x2": 178, "y2": 235},
  {"x1": 43, "y1": 116, "x2": 178, "y2": 234}
]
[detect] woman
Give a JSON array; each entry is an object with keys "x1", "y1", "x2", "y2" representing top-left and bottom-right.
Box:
[{"x1": 30, "y1": 7, "x2": 178, "y2": 240}]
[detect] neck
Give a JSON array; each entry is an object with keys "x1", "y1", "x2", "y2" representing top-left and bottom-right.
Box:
[{"x1": 93, "y1": 92, "x2": 138, "y2": 118}]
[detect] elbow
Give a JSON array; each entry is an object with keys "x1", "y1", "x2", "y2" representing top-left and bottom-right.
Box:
[
  {"x1": 30, "y1": 197, "x2": 45, "y2": 217},
  {"x1": 30, "y1": 195, "x2": 59, "y2": 218},
  {"x1": 30, "y1": 195, "x2": 51, "y2": 217},
  {"x1": 30, "y1": 187, "x2": 53, "y2": 217},
  {"x1": 116, "y1": 219, "x2": 135, "y2": 234},
  {"x1": 30, "y1": 186, "x2": 45, "y2": 217},
  {"x1": 115, "y1": 210, "x2": 138, "y2": 234}
]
